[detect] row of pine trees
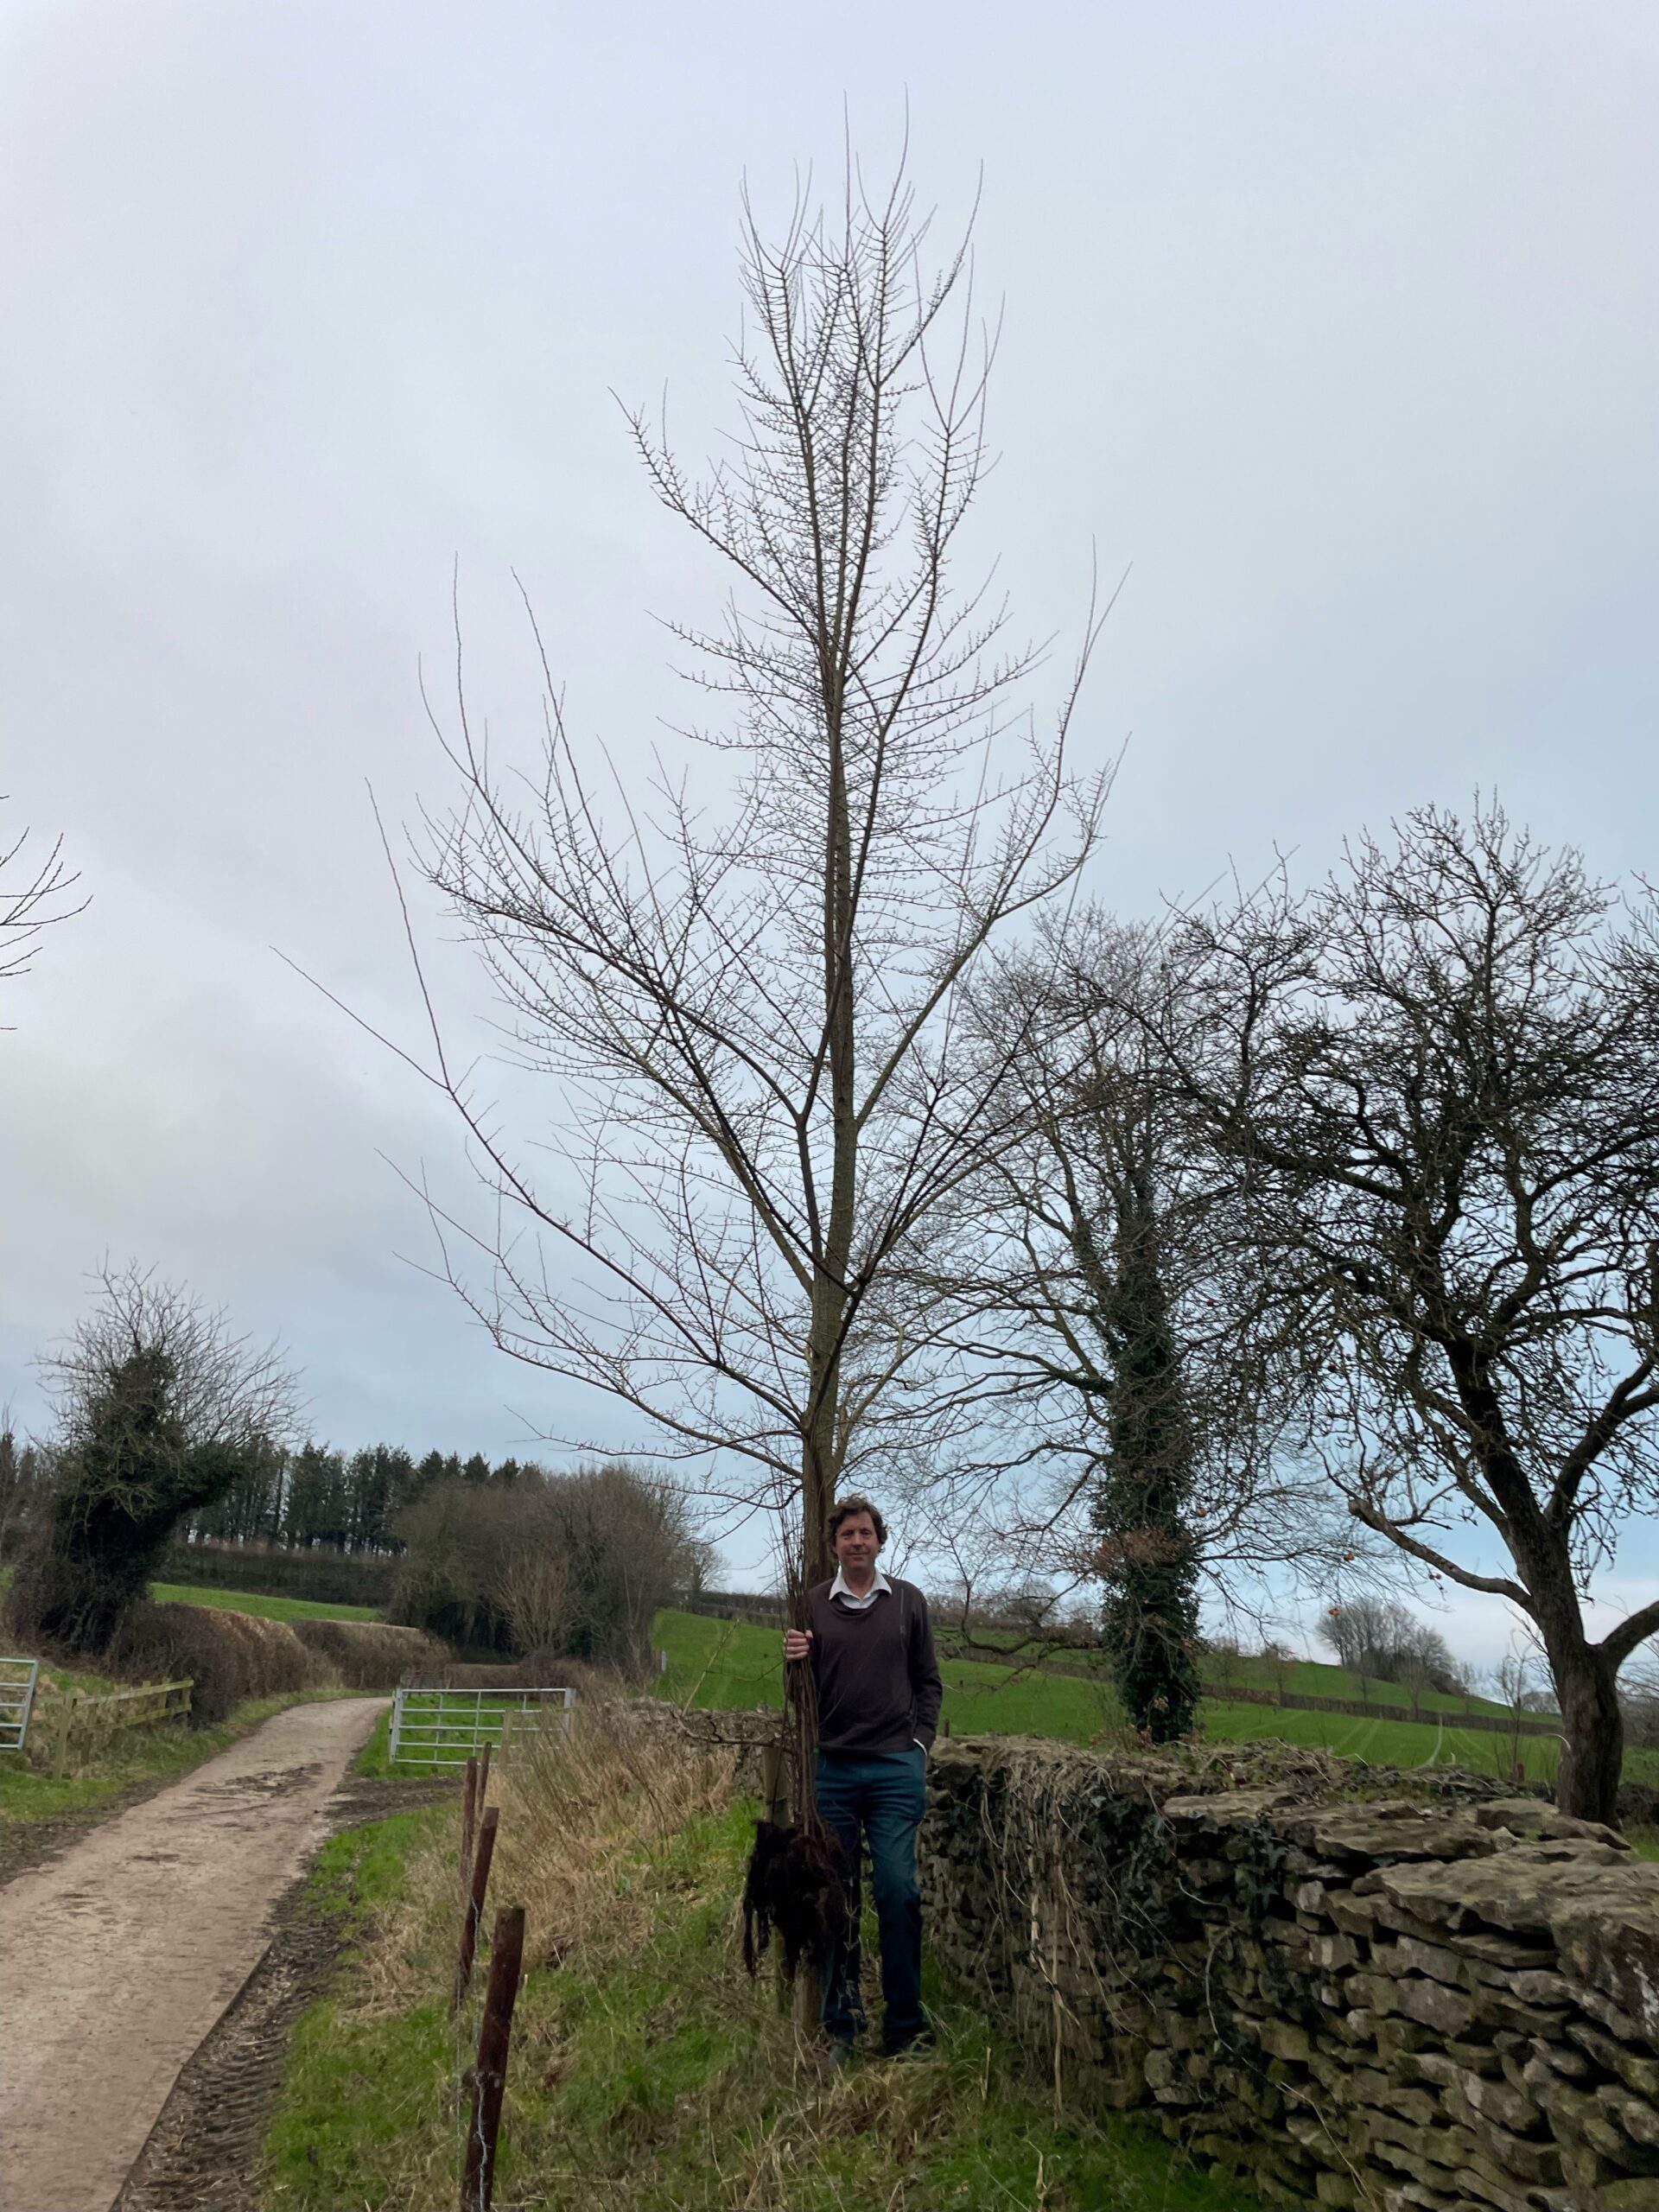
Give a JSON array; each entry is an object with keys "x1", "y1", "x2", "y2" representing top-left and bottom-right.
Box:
[{"x1": 181, "y1": 1443, "x2": 540, "y2": 1554}]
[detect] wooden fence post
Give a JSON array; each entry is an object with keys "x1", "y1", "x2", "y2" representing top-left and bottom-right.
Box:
[
  {"x1": 454, "y1": 1807, "x2": 499, "y2": 2013},
  {"x1": 477, "y1": 1739, "x2": 492, "y2": 1808},
  {"x1": 461, "y1": 1904, "x2": 526, "y2": 2212},
  {"x1": 460, "y1": 1753, "x2": 479, "y2": 1886}
]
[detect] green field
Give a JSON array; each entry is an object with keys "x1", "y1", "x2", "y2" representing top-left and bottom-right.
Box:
[
  {"x1": 653, "y1": 1607, "x2": 1633, "y2": 1787},
  {"x1": 658, "y1": 1605, "x2": 1118, "y2": 1742},
  {"x1": 149, "y1": 1580, "x2": 380, "y2": 1623},
  {"x1": 1197, "y1": 1649, "x2": 1521, "y2": 1718},
  {"x1": 944, "y1": 1624, "x2": 1523, "y2": 1719},
  {"x1": 3, "y1": 1560, "x2": 380, "y2": 1626}
]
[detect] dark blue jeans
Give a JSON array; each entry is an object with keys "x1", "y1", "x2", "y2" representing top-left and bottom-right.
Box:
[{"x1": 816, "y1": 1747, "x2": 927, "y2": 2050}]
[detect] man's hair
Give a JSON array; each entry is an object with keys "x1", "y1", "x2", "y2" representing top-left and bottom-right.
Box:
[{"x1": 825, "y1": 1493, "x2": 887, "y2": 1547}]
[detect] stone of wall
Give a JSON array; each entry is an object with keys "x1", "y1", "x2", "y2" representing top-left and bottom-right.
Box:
[{"x1": 922, "y1": 1737, "x2": 1659, "y2": 2212}]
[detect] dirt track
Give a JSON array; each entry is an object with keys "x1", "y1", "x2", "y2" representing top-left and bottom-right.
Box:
[{"x1": 0, "y1": 1696, "x2": 387, "y2": 2212}]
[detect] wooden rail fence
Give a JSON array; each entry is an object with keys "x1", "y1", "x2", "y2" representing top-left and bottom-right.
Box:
[{"x1": 28, "y1": 1678, "x2": 194, "y2": 1775}]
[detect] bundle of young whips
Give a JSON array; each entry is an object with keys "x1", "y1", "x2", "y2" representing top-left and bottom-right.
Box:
[{"x1": 741, "y1": 1541, "x2": 849, "y2": 1981}]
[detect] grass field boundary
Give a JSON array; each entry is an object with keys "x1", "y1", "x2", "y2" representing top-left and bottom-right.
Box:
[
  {"x1": 1197, "y1": 1677, "x2": 1558, "y2": 1737},
  {"x1": 935, "y1": 1639, "x2": 1555, "y2": 1732}
]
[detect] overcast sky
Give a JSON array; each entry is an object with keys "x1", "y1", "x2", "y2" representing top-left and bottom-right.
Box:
[{"x1": 3, "y1": 3, "x2": 1656, "y2": 1660}]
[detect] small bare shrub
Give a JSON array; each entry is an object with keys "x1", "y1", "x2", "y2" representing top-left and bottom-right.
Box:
[{"x1": 495, "y1": 1545, "x2": 569, "y2": 1656}]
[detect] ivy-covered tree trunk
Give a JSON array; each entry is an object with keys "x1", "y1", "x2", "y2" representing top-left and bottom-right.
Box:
[{"x1": 1094, "y1": 1161, "x2": 1202, "y2": 1743}]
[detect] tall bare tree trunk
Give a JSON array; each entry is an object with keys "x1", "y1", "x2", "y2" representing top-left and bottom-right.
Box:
[
  {"x1": 391, "y1": 167, "x2": 1105, "y2": 2054},
  {"x1": 1553, "y1": 1647, "x2": 1624, "y2": 1827},
  {"x1": 791, "y1": 582, "x2": 862, "y2": 2044}
]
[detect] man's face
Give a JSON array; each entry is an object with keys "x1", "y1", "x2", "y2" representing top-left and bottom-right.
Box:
[{"x1": 834, "y1": 1513, "x2": 880, "y2": 1571}]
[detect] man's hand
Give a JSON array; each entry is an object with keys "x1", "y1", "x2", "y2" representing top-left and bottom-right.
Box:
[{"x1": 784, "y1": 1628, "x2": 813, "y2": 1663}]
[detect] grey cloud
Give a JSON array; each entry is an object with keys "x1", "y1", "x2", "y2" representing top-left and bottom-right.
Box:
[{"x1": 3, "y1": 2, "x2": 1656, "y2": 1599}]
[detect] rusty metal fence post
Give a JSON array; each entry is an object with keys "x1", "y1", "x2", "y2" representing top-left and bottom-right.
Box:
[{"x1": 461, "y1": 1904, "x2": 526, "y2": 2212}]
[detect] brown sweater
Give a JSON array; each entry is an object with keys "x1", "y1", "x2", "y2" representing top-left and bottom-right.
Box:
[{"x1": 804, "y1": 1577, "x2": 944, "y2": 1757}]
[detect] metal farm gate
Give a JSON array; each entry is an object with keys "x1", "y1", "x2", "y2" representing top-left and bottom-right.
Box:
[
  {"x1": 389, "y1": 1684, "x2": 574, "y2": 1766},
  {"x1": 0, "y1": 1658, "x2": 40, "y2": 1753}
]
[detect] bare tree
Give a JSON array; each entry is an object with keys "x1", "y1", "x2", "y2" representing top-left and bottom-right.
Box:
[
  {"x1": 902, "y1": 912, "x2": 1354, "y2": 1736},
  {"x1": 0, "y1": 1424, "x2": 52, "y2": 1562},
  {"x1": 1316, "y1": 1595, "x2": 1464, "y2": 1695},
  {"x1": 6, "y1": 1264, "x2": 301, "y2": 1654},
  {"x1": 1133, "y1": 804, "x2": 1659, "y2": 1821},
  {"x1": 392, "y1": 1460, "x2": 701, "y2": 1675},
  {"x1": 1, "y1": 803, "x2": 83, "y2": 1015},
  {"x1": 495, "y1": 1541, "x2": 572, "y2": 1659},
  {"x1": 368, "y1": 161, "x2": 1106, "y2": 1629}
]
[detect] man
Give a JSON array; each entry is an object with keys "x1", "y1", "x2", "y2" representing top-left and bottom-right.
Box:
[{"x1": 783, "y1": 1494, "x2": 944, "y2": 2059}]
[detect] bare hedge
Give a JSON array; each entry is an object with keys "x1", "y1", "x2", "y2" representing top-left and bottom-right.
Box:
[
  {"x1": 109, "y1": 1600, "x2": 328, "y2": 1723},
  {"x1": 105, "y1": 1605, "x2": 451, "y2": 1721},
  {"x1": 291, "y1": 1617, "x2": 444, "y2": 1688}
]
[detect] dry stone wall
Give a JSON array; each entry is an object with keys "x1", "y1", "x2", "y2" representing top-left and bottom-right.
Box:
[
  {"x1": 628, "y1": 1700, "x2": 782, "y2": 1796},
  {"x1": 922, "y1": 1738, "x2": 1659, "y2": 2212}
]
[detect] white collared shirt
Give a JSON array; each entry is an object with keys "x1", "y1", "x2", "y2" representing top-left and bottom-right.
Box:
[{"x1": 830, "y1": 1562, "x2": 891, "y2": 1611}]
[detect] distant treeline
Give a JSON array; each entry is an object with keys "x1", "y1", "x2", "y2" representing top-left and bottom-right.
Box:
[
  {"x1": 181, "y1": 1444, "x2": 548, "y2": 1555},
  {"x1": 0, "y1": 1431, "x2": 543, "y2": 1573},
  {"x1": 161, "y1": 1536, "x2": 399, "y2": 1608}
]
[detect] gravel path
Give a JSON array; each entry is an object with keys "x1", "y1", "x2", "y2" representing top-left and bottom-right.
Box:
[{"x1": 0, "y1": 1696, "x2": 387, "y2": 2212}]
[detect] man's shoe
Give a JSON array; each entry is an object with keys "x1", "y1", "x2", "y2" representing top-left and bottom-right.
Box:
[
  {"x1": 881, "y1": 2033, "x2": 936, "y2": 2062},
  {"x1": 823, "y1": 2036, "x2": 859, "y2": 2070}
]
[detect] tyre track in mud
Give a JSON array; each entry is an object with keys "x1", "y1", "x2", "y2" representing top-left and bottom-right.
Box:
[
  {"x1": 0, "y1": 1698, "x2": 396, "y2": 2212},
  {"x1": 116, "y1": 1776, "x2": 452, "y2": 2212}
]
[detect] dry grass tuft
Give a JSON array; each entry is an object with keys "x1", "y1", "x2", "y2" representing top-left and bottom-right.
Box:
[
  {"x1": 346, "y1": 1827, "x2": 456, "y2": 2021},
  {"x1": 493, "y1": 1698, "x2": 741, "y2": 1970},
  {"x1": 334, "y1": 1697, "x2": 740, "y2": 2025}
]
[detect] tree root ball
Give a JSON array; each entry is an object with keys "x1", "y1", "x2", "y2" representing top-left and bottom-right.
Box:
[{"x1": 741, "y1": 1819, "x2": 849, "y2": 1981}]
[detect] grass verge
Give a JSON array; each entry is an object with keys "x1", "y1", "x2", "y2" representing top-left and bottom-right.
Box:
[
  {"x1": 264, "y1": 1806, "x2": 453, "y2": 2208},
  {"x1": 352, "y1": 1706, "x2": 398, "y2": 1778},
  {"x1": 264, "y1": 1711, "x2": 1261, "y2": 2212}
]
